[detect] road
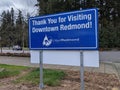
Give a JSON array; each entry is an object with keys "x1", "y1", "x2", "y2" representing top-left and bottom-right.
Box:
[
  {"x1": 0, "y1": 56, "x2": 32, "y2": 67},
  {"x1": 0, "y1": 49, "x2": 120, "y2": 62},
  {"x1": 100, "y1": 51, "x2": 120, "y2": 63}
]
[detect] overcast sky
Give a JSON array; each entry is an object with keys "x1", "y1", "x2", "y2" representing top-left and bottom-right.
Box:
[{"x1": 0, "y1": 0, "x2": 38, "y2": 17}]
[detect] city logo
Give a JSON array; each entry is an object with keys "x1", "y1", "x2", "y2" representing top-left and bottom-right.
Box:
[{"x1": 42, "y1": 35, "x2": 52, "y2": 46}]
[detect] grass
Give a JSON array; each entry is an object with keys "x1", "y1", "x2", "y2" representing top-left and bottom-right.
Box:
[
  {"x1": 0, "y1": 64, "x2": 66, "y2": 86},
  {"x1": 0, "y1": 64, "x2": 28, "y2": 71},
  {"x1": 0, "y1": 64, "x2": 29, "y2": 78},
  {"x1": 0, "y1": 70, "x2": 19, "y2": 78},
  {"x1": 16, "y1": 68, "x2": 66, "y2": 86}
]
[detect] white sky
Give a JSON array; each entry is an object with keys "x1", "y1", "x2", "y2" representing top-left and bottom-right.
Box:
[{"x1": 0, "y1": 0, "x2": 38, "y2": 17}]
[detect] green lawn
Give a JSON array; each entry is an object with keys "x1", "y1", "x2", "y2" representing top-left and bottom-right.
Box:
[
  {"x1": 16, "y1": 68, "x2": 65, "y2": 86},
  {"x1": 0, "y1": 64, "x2": 66, "y2": 86},
  {"x1": 0, "y1": 64, "x2": 28, "y2": 78}
]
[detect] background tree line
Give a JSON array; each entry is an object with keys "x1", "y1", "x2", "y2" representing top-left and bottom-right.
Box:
[
  {"x1": 0, "y1": 0, "x2": 120, "y2": 49},
  {"x1": 0, "y1": 8, "x2": 29, "y2": 48}
]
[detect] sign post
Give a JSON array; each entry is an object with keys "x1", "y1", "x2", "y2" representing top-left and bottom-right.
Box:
[
  {"x1": 80, "y1": 51, "x2": 84, "y2": 90},
  {"x1": 39, "y1": 50, "x2": 44, "y2": 89},
  {"x1": 29, "y1": 8, "x2": 98, "y2": 90}
]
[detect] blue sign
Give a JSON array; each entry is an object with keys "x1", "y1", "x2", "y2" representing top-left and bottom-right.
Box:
[{"x1": 29, "y1": 8, "x2": 98, "y2": 50}]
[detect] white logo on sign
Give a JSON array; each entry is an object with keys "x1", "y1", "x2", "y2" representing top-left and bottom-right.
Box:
[{"x1": 43, "y1": 35, "x2": 52, "y2": 46}]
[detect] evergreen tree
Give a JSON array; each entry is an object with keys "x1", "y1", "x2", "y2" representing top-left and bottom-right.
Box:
[
  {"x1": 0, "y1": 8, "x2": 29, "y2": 48},
  {"x1": 0, "y1": 10, "x2": 14, "y2": 47},
  {"x1": 11, "y1": 8, "x2": 14, "y2": 26},
  {"x1": 15, "y1": 10, "x2": 24, "y2": 46},
  {"x1": 0, "y1": 11, "x2": 7, "y2": 46}
]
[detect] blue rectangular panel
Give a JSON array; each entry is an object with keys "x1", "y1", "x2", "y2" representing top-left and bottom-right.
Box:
[{"x1": 29, "y1": 8, "x2": 98, "y2": 50}]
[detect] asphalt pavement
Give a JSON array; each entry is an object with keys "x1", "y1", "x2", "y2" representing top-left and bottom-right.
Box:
[
  {"x1": 1, "y1": 49, "x2": 120, "y2": 62},
  {"x1": 100, "y1": 51, "x2": 120, "y2": 63}
]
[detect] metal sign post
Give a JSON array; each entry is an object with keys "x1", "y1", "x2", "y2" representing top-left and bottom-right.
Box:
[
  {"x1": 80, "y1": 51, "x2": 84, "y2": 90},
  {"x1": 39, "y1": 50, "x2": 44, "y2": 89}
]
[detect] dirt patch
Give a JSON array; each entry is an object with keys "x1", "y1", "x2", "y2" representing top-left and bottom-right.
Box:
[{"x1": 0, "y1": 70, "x2": 120, "y2": 90}]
